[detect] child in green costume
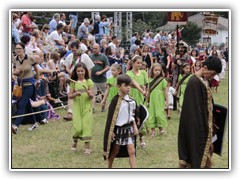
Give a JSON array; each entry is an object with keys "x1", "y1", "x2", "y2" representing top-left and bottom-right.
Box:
[{"x1": 68, "y1": 62, "x2": 94, "y2": 155}]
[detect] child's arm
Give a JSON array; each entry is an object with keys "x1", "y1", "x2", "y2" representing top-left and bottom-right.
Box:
[
  {"x1": 131, "y1": 79, "x2": 146, "y2": 96},
  {"x1": 101, "y1": 84, "x2": 110, "y2": 106},
  {"x1": 68, "y1": 88, "x2": 81, "y2": 99},
  {"x1": 86, "y1": 86, "x2": 94, "y2": 99},
  {"x1": 133, "y1": 120, "x2": 139, "y2": 136},
  {"x1": 165, "y1": 87, "x2": 169, "y2": 108}
]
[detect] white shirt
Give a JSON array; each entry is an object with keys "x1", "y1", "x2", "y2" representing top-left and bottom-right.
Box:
[
  {"x1": 64, "y1": 53, "x2": 94, "y2": 72},
  {"x1": 154, "y1": 33, "x2": 161, "y2": 42},
  {"x1": 48, "y1": 30, "x2": 63, "y2": 46},
  {"x1": 59, "y1": 20, "x2": 67, "y2": 26},
  {"x1": 115, "y1": 95, "x2": 136, "y2": 126}
]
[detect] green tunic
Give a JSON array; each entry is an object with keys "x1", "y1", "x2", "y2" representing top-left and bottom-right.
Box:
[
  {"x1": 126, "y1": 70, "x2": 147, "y2": 106},
  {"x1": 70, "y1": 79, "x2": 94, "y2": 142},
  {"x1": 178, "y1": 74, "x2": 192, "y2": 109},
  {"x1": 147, "y1": 78, "x2": 168, "y2": 129},
  {"x1": 106, "y1": 76, "x2": 118, "y2": 103}
]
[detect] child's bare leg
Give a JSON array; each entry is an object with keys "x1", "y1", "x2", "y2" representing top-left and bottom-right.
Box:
[
  {"x1": 108, "y1": 144, "x2": 120, "y2": 168},
  {"x1": 151, "y1": 128, "x2": 156, "y2": 137},
  {"x1": 127, "y1": 144, "x2": 136, "y2": 168},
  {"x1": 167, "y1": 109, "x2": 171, "y2": 119},
  {"x1": 84, "y1": 142, "x2": 90, "y2": 150}
]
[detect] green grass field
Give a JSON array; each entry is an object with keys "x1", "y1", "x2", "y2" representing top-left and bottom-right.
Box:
[{"x1": 11, "y1": 73, "x2": 229, "y2": 169}]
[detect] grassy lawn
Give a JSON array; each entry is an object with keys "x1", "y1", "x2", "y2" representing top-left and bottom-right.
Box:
[{"x1": 11, "y1": 73, "x2": 229, "y2": 169}]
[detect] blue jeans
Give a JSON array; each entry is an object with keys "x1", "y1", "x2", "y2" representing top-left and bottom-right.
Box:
[
  {"x1": 69, "y1": 14, "x2": 78, "y2": 29},
  {"x1": 15, "y1": 85, "x2": 36, "y2": 127}
]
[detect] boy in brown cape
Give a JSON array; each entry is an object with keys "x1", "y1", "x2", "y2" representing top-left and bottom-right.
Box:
[{"x1": 178, "y1": 56, "x2": 222, "y2": 168}]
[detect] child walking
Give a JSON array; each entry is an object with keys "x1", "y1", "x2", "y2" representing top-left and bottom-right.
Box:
[
  {"x1": 126, "y1": 55, "x2": 147, "y2": 147},
  {"x1": 68, "y1": 62, "x2": 94, "y2": 155},
  {"x1": 103, "y1": 74, "x2": 139, "y2": 168},
  {"x1": 101, "y1": 64, "x2": 122, "y2": 107},
  {"x1": 175, "y1": 63, "x2": 192, "y2": 113},
  {"x1": 165, "y1": 77, "x2": 175, "y2": 119},
  {"x1": 146, "y1": 63, "x2": 168, "y2": 137}
]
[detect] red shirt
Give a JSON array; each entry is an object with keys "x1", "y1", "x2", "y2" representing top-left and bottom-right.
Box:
[{"x1": 21, "y1": 14, "x2": 32, "y2": 33}]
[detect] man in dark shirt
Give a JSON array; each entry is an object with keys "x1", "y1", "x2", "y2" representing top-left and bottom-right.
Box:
[{"x1": 89, "y1": 43, "x2": 110, "y2": 112}]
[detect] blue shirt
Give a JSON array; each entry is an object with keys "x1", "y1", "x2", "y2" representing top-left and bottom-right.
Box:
[
  {"x1": 49, "y1": 19, "x2": 58, "y2": 34},
  {"x1": 98, "y1": 21, "x2": 109, "y2": 35}
]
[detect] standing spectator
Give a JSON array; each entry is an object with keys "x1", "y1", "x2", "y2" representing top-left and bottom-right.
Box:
[
  {"x1": 12, "y1": 42, "x2": 41, "y2": 134},
  {"x1": 105, "y1": 46, "x2": 122, "y2": 67},
  {"x1": 93, "y1": 15, "x2": 101, "y2": 44},
  {"x1": 98, "y1": 15, "x2": 110, "y2": 42},
  {"x1": 68, "y1": 62, "x2": 94, "y2": 155},
  {"x1": 223, "y1": 47, "x2": 228, "y2": 70},
  {"x1": 159, "y1": 46, "x2": 171, "y2": 76},
  {"x1": 90, "y1": 43, "x2": 110, "y2": 112},
  {"x1": 178, "y1": 56, "x2": 222, "y2": 168},
  {"x1": 49, "y1": 13, "x2": 60, "y2": 33},
  {"x1": 69, "y1": 12, "x2": 78, "y2": 35},
  {"x1": 77, "y1": 18, "x2": 92, "y2": 40}
]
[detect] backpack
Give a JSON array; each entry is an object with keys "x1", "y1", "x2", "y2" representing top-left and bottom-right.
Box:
[{"x1": 93, "y1": 21, "x2": 100, "y2": 35}]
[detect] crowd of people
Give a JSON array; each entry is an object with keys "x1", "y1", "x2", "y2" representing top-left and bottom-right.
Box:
[{"x1": 11, "y1": 11, "x2": 228, "y2": 168}]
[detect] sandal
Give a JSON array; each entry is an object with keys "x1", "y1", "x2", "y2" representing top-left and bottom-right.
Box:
[
  {"x1": 64, "y1": 112, "x2": 72, "y2": 121},
  {"x1": 159, "y1": 128, "x2": 165, "y2": 134},
  {"x1": 140, "y1": 136, "x2": 146, "y2": 148},
  {"x1": 140, "y1": 142, "x2": 146, "y2": 148},
  {"x1": 84, "y1": 149, "x2": 92, "y2": 155},
  {"x1": 151, "y1": 132, "x2": 156, "y2": 138}
]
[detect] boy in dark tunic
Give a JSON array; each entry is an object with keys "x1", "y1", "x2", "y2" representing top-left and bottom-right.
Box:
[
  {"x1": 178, "y1": 56, "x2": 222, "y2": 168},
  {"x1": 103, "y1": 74, "x2": 139, "y2": 168}
]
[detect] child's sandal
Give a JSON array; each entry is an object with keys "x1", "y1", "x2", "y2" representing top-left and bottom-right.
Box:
[
  {"x1": 84, "y1": 149, "x2": 92, "y2": 155},
  {"x1": 140, "y1": 142, "x2": 146, "y2": 148}
]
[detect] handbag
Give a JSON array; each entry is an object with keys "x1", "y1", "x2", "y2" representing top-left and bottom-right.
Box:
[
  {"x1": 13, "y1": 79, "x2": 22, "y2": 98},
  {"x1": 13, "y1": 85, "x2": 22, "y2": 98}
]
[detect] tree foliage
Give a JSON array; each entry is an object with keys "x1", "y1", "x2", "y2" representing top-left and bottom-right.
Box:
[
  {"x1": 132, "y1": 19, "x2": 153, "y2": 38},
  {"x1": 181, "y1": 21, "x2": 202, "y2": 46},
  {"x1": 132, "y1": 12, "x2": 167, "y2": 34}
]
